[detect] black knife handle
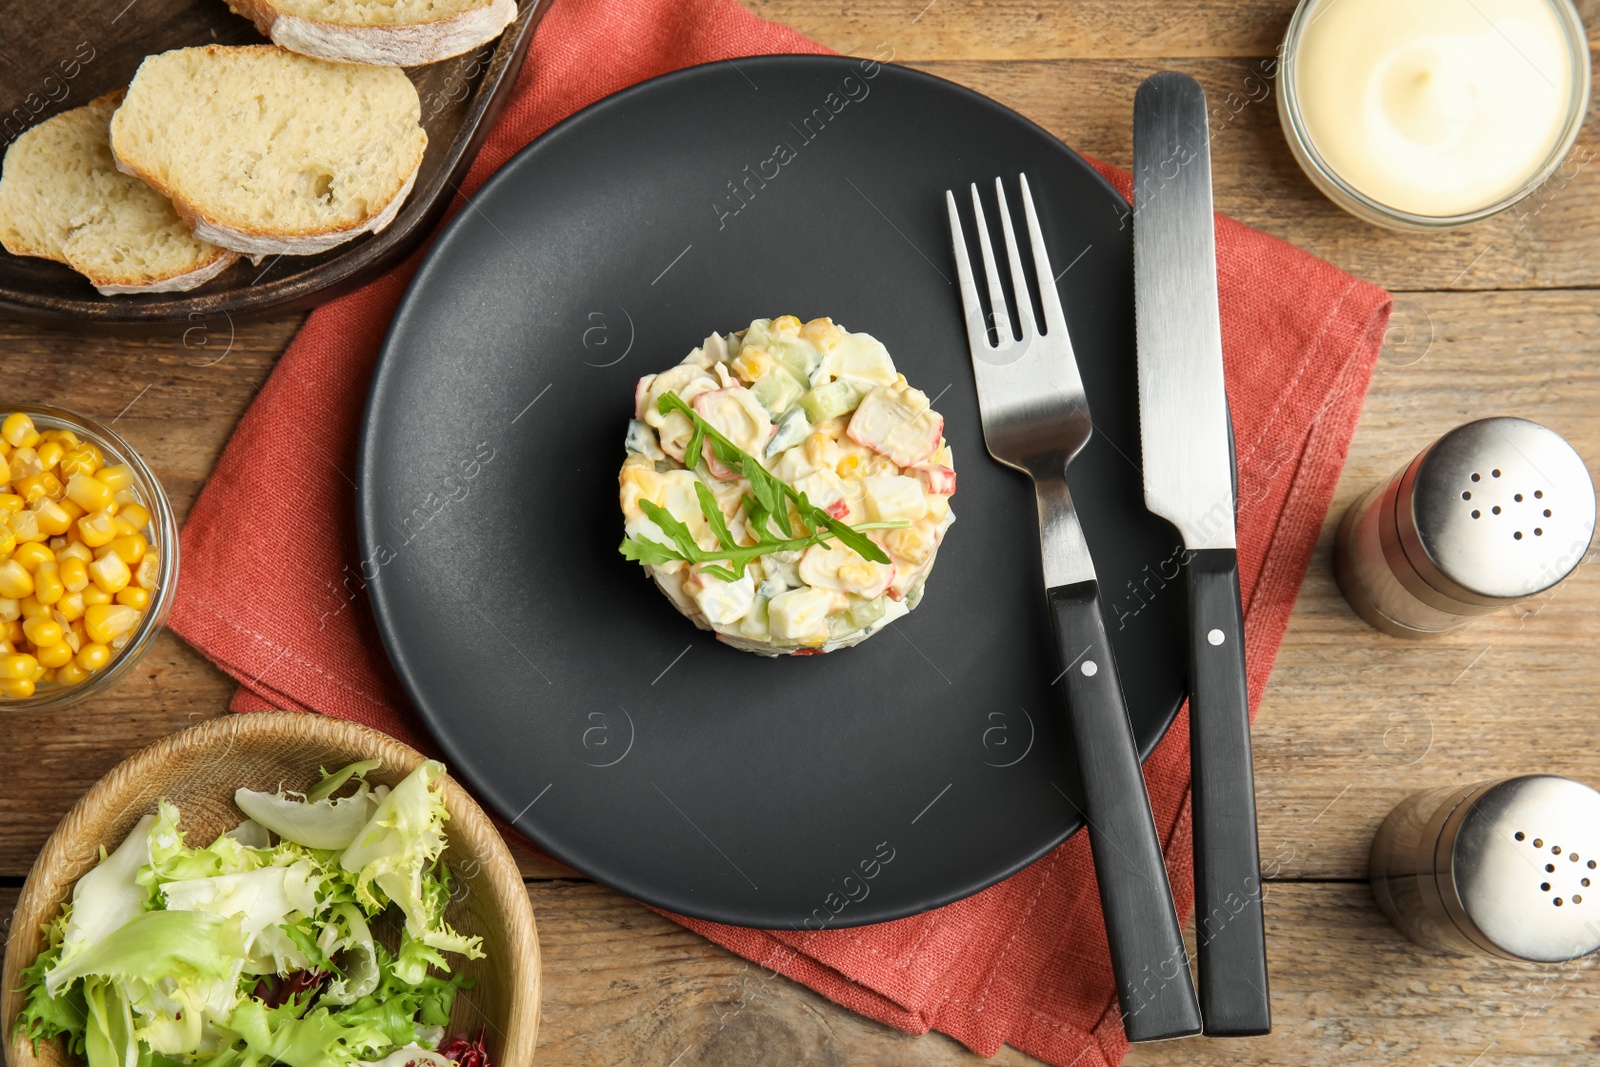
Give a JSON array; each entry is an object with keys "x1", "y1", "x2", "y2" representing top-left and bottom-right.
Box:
[
  {"x1": 1048, "y1": 581, "x2": 1202, "y2": 1043},
  {"x1": 1186, "y1": 548, "x2": 1271, "y2": 1036}
]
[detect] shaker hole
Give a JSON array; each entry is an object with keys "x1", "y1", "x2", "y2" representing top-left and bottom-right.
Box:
[
  {"x1": 1535, "y1": 528, "x2": 1544, "y2": 536},
  {"x1": 1547, "y1": 863, "x2": 1557, "y2": 872},
  {"x1": 1515, "y1": 532, "x2": 1523, "y2": 540},
  {"x1": 1472, "y1": 510, "x2": 1481, "y2": 519},
  {"x1": 1535, "y1": 490, "x2": 1544, "y2": 498},
  {"x1": 1544, "y1": 509, "x2": 1552, "y2": 517},
  {"x1": 1584, "y1": 878, "x2": 1592, "y2": 887},
  {"x1": 1590, "y1": 860, "x2": 1597, "y2": 869},
  {"x1": 1471, "y1": 472, "x2": 1481, "y2": 482},
  {"x1": 1535, "y1": 838, "x2": 1545, "y2": 847},
  {"x1": 1542, "y1": 882, "x2": 1552, "y2": 892},
  {"x1": 1515, "y1": 493, "x2": 1523, "y2": 502},
  {"x1": 1516, "y1": 831, "x2": 1526, "y2": 840},
  {"x1": 1492, "y1": 469, "x2": 1501, "y2": 478},
  {"x1": 1555, "y1": 898, "x2": 1565, "y2": 906},
  {"x1": 1575, "y1": 895, "x2": 1584, "y2": 904},
  {"x1": 1572, "y1": 853, "x2": 1581, "y2": 862},
  {"x1": 1492, "y1": 506, "x2": 1502, "y2": 514},
  {"x1": 1553, "y1": 845, "x2": 1562, "y2": 854},
  {"x1": 1462, "y1": 491, "x2": 1472, "y2": 500}
]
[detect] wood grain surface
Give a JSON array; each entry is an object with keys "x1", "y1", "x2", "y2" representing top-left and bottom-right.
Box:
[{"x1": 4, "y1": 1, "x2": 1599, "y2": 1064}]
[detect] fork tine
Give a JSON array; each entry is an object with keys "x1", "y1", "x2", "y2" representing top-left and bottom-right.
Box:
[
  {"x1": 945, "y1": 190, "x2": 994, "y2": 357},
  {"x1": 993, "y1": 177, "x2": 1037, "y2": 342},
  {"x1": 1018, "y1": 173, "x2": 1068, "y2": 337},
  {"x1": 968, "y1": 183, "x2": 1012, "y2": 346}
]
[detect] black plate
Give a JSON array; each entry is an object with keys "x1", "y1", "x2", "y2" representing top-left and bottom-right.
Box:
[{"x1": 359, "y1": 55, "x2": 1185, "y2": 928}]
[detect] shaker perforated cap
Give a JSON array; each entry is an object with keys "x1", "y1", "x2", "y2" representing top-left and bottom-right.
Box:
[
  {"x1": 1399, "y1": 417, "x2": 1595, "y2": 605},
  {"x1": 1445, "y1": 776, "x2": 1600, "y2": 963}
]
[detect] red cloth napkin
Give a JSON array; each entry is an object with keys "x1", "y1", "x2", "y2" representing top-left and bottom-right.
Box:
[{"x1": 169, "y1": 1, "x2": 1392, "y2": 1063}]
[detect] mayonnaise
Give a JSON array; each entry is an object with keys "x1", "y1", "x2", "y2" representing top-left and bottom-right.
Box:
[{"x1": 1294, "y1": 0, "x2": 1578, "y2": 217}]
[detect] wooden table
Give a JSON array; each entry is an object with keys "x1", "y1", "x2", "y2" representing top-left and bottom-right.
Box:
[{"x1": 6, "y1": 2, "x2": 1600, "y2": 1063}]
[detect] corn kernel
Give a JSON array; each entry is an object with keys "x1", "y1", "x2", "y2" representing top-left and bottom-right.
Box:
[
  {"x1": 10, "y1": 510, "x2": 45, "y2": 545},
  {"x1": 0, "y1": 651, "x2": 39, "y2": 679},
  {"x1": 112, "y1": 488, "x2": 138, "y2": 508},
  {"x1": 76, "y1": 510, "x2": 116, "y2": 548},
  {"x1": 33, "y1": 501, "x2": 72, "y2": 537},
  {"x1": 57, "y1": 541, "x2": 92, "y2": 563},
  {"x1": 55, "y1": 592, "x2": 84, "y2": 623},
  {"x1": 97, "y1": 464, "x2": 135, "y2": 493},
  {"x1": 2, "y1": 413, "x2": 39, "y2": 449},
  {"x1": 135, "y1": 554, "x2": 159, "y2": 590},
  {"x1": 64, "y1": 623, "x2": 83, "y2": 653},
  {"x1": 82, "y1": 586, "x2": 112, "y2": 606},
  {"x1": 89, "y1": 553, "x2": 131, "y2": 593},
  {"x1": 0, "y1": 677, "x2": 36, "y2": 699},
  {"x1": 8, "y1": 446, "x2": 42, "y2": 481},
  {"x1": 57, "y1": 499, "x2": 85, "y2": 524},
  {"x1": 51, "y1": 430, "x2": 80, "y2": 449},
  {"x1": 59, "y1": 556, "x2": 88, "y2": 592},
  {"x1": 773, "y1": 315, "x2": 802, "y2": 333},
  {"x1": 12, "y1": 543, "x2": 53, "y2": 572},
  {"x1": 0, "y1": 530, "x2": 13, "y2": 558},
  {"x1": 0, "y1": 638, "x2": 12, "y2": 654},
  {"x1": 58, "y1": 448, "x2": 96, "y2": 478},
  {"x1": 836, "y1": 454, "x2": 861, "y2": 477},
  {"x1": 13, "y1": 474, "x2": 55, "y2": 506},
  {"x1": 107, "y1": 533, "x2": 147, "y2": 566},
  {"x1": 118, "y1": 502, "x2": 151, "y2": 531},
  {"x1": 35, "y1": 440, "x2": 65, "y2": 471},
  {"x1": 115, "y1": 586, "x2": 150, "y2": 610},
  {"x1": 111, "y1": 516, "x2": 138, "y2": 537},
  {"x1": 85, "y1": 604, "x2": 139, "y2": 644},
  {"x1": 23, "y1": 616, "x2": 63, "y2": 647},
  {"x1": 65, "y1": 473, "x2": 114, "y2": 513},
  {"x1": 0, "y1": 598, "x2": 17, "y2": 622},
  {"x1": 33, "y1": 562, "x2": 63, "y2": 606},
  {"x1": 4, "y1": 620, "x2": 20, "y2": 643},
  {"x1": 76, "y1": 642, "x2": 111, "y2": 671},
  {"x1": 0, "y1": 560, "x2": 33, "y2": 599},
  {"x1": 19, "y1": 596, "x2": 48, "y2": 620},
  {"x1": 37, "y1": 641, "x2": 72, "y2": 668},
  {"x1": 0, "y1": 493, "x2": 22, "y2": 513}
]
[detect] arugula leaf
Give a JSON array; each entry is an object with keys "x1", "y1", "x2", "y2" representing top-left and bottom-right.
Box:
[
  {"x1": 624, "y1": 392, "x2": 908, "y2": 577},
  {"x1": 619, "y1": 535, "x2": 683, "y2": 567},
  {"x1": 638, "y1": 499, "x2": 702, "y2": 560},
  {"x1": 816, "y1": 511, "x2": 892, "y2": 565},
  {"x1": 694, "y1": 482, "x2": 736, "y2": 552}
]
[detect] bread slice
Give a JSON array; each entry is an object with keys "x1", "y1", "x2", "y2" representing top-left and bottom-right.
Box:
[
  {"x1": 226, "y1": 0, "x2": 518, "y2": 66},
  {"x1": 0, "y1": 92, "x2": 238, "y2": 295},
  {"x1": 110, "y1": 45, "x2": 429, "y2": 257}
]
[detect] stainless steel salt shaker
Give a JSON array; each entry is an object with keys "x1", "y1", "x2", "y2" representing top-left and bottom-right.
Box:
[
  {"x1": 1335, "y1": 417, "x2": 1595, "y2": 636},
  {"x1": 1371, "y1": 776, "x2": 1600, "y2": 962}
]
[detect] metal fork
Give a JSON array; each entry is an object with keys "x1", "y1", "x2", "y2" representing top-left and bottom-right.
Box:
[{"x1": 946, "y1": 175, "x2": 1202, "y2": 1043}]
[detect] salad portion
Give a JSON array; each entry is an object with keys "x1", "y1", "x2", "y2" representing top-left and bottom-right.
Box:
[
  {"x1": 619, "y1": 316, "x2": 956, "y2": 655},
  {"x1": 14, "y1": 760, "x2": 493, "y2": 1067}
]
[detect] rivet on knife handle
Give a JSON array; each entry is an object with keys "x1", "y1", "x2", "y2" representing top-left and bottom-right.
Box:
[{"x1": 1132, "y1": 71, "x2": 1271, "y2": 1036}]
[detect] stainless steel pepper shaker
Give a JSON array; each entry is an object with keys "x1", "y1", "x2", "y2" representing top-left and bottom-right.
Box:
[
  {"x1": 1335, "y1": 417, "x2": 1595, "y2": 636},
  {"x1": 1370, "y1": 776, "x2": 1600, "y2": 962}
]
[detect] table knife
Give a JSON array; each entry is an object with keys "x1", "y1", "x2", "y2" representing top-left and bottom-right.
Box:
[{"x1": 1131, "y1": 71, "x2": 1272, "y2": 1037}]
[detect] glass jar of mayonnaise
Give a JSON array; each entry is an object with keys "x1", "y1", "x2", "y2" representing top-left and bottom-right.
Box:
[{"x1": 1278, "y1": 0, "x2": 1590, "y2": 230}]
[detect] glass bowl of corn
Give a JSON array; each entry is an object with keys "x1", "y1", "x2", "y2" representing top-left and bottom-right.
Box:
[{"x1": 0, "y1": 405, "x2": 178, "y2": 709}]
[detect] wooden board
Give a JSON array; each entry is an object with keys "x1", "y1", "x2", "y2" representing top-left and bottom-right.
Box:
[
  {"x1": 5, "y1": 3, "x2": 1600, "y2": 1064},
  {"x1": 0, "y1": 0, "x2": 551, "y2": 328}
]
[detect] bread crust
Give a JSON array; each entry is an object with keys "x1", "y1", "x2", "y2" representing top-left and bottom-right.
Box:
[
  {"x1": 92, "y1": 247, "x2": 239, "y2": 295},
  {"x1": 230, "y1": 0, "x2": 518, "y2": 66}
]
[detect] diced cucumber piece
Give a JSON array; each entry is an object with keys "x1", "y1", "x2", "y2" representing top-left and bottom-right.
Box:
[
  {"x1": 765, "y1": 407, "x2": 811, "y2": 457},
  {"x1": 846, "y1": 594, "x2": 887, "y2": 630},
  {"x1": 750, "y1": 370, "x2": 806, "y2": 416},
  {"x1": 624, "y1": 419, "x2": 665, "y2": 460},
  {"x1": 800, "y1": 380, "x2": 861, "y2": 423},
  {"x1": 772, "y1": 340, "x2": 823, "y2": 382}
]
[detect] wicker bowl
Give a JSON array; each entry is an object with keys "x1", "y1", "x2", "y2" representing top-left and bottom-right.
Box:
[{"x1": 1, "y1": 713, "x2": 540, "y2": 1066}]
